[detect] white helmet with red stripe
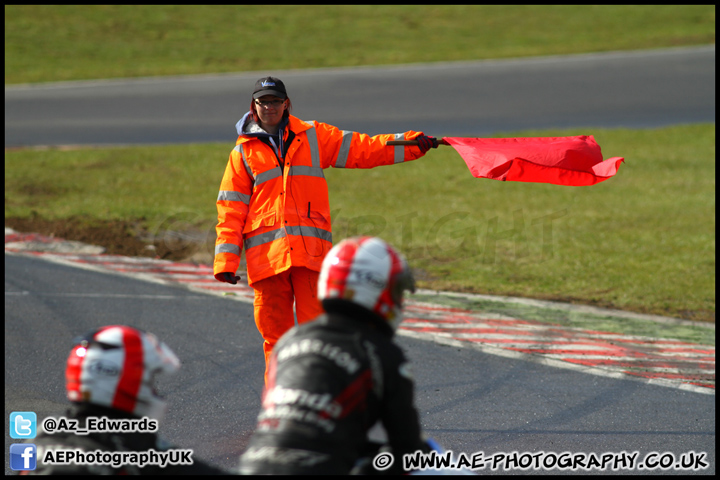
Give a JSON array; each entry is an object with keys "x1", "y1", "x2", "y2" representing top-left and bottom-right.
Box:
[
  {"x1": 318, "y1": 236, "x2": 416, "y2": 332},
  {"x1": 65, "y1": 325, "x2": 180, "y2": 422}
]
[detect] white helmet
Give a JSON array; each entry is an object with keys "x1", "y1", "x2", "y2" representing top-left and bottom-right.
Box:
[
  {"x1": 318, "y1": 237, "x2": 415, "y2": 332},
  {"x1": 65, "y1": 325, "x2": 180, "y2": 423}
]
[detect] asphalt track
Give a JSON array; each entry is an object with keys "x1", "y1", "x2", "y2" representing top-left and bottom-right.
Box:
[
  {"x1": 4, "y1": 45, "x2": 715, "y2": 147},
  {"x1": 4, "y1": 47, "x2": 716, "y2": 474},
  {"x1": 4, "y1": 250, "x2": 715, "y2": 475}
]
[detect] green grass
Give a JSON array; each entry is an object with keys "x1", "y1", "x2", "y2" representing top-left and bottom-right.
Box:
[
  {"x1": 4, "y1": 5, "x2": 716, "y2": 323},
  {"x1": 5, "y1": 124, "x2": 715, "y2": 322},
  {"x1": 4, "y1": 5, "x2": 715, "y2": 84},
  {"x1": 4, "y1": 143, "x2": 228, "y2": 224}
]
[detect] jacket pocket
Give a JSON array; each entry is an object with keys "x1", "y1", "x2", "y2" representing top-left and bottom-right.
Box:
[
  {"x1": 308, "y1": 208, "x2": 331, "y2": 230},
  {"x1": 243, "y1": 210, "x2": 276, "y2": 234}
]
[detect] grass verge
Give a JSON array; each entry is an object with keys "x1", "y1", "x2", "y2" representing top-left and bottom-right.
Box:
[
  {"x1": 5, "y1": 5, "x2": 715, "y2": 84},
  {"x1": 5, "y1": 124, "x2": 715, "y2": 322}
]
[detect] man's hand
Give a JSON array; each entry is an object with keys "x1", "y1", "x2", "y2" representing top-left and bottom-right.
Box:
[
  {"x1": 215, "y1": 272, "x2": 241, "y2": 284},
  {"x1": 416, "y1": 135, "x2": 439, "y2": 153}
]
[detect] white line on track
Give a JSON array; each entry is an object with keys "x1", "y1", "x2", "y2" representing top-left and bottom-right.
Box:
[{"x1": 6, "y1": 235, "x2": 715, "y2": 395}]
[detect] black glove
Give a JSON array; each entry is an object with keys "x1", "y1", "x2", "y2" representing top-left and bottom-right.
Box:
[
  {"x1": 215, "y1": 272, "x2": 240, "y2": 284},
  {"x1": 416, "y1": 135, "x2": 439, "y2": 153}
]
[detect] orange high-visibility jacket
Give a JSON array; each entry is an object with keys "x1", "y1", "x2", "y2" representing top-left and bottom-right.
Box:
[{"x1": 214, "y1": 113, "x2": 426, "y2": 285}]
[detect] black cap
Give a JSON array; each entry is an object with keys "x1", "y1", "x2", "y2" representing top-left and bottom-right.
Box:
[{"x1": 252, "y1": 76, "x2": 287, "y2": 99}]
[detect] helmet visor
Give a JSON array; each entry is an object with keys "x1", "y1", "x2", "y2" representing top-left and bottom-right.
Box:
[{"x1": 391, "y1": 266, "x2": 416, "y2": 308}]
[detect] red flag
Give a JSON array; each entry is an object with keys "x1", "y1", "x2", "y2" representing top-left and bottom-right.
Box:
[{"x1": 443, "y1": 135, "x2": 624, "y2": 186}]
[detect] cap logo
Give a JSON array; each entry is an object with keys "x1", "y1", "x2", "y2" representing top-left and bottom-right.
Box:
[{"x1": 261, "y1": 80, "x2": 276, "y2": 87}]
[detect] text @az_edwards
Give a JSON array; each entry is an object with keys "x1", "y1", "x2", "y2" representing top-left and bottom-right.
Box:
[{"x1": 41, "y1": 415, "x2": 157, "y2": 435}]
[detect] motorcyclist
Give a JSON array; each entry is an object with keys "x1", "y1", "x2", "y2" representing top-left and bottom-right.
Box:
[
  {"x1": 238, "y1": 236, "x2": 431, "y2": 474},
  {"x1": 20, "y1": 325, "x2": 229, "y2": 475}
]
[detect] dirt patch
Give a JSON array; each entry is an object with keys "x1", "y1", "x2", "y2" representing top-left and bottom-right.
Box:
[
  {"x1": 4, "y1": 216, "x2": 714, "y2": 323},
  {"x1": 5, "y1": 216, "x2": 213, "y2": 264}
]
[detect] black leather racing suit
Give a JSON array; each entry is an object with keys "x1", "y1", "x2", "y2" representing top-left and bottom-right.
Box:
[
  {"x1": 238, "y1": 301, "x2": 429, "y2": 474},
  {"x1": 19, "y1": 404, "x2": 229, "y2": 475}
]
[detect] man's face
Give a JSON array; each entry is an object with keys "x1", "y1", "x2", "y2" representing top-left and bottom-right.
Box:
[{"x1": 254, "y1": 95, "x2": 287, "y2": 129}]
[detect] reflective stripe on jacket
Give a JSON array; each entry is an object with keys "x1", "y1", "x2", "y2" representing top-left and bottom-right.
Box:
[{"x1": 214, "y1": 114, "x2": 426, "y2": 285}]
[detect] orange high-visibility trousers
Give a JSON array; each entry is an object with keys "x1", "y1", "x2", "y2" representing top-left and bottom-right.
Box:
[{"x1": 252, "y1": 266, "x2": 324, "y2": 385}]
